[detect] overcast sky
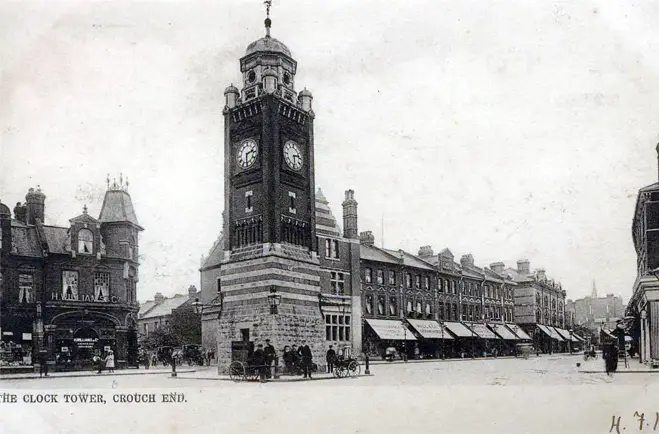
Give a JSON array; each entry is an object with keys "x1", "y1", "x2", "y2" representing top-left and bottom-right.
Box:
[{"x1": 2, "y1": 0, "x2": 658, "y2": 303}]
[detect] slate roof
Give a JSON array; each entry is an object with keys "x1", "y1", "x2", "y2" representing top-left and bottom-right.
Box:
[
  {"x1": 10, "y1": 222, "x2": 41, "y2": 257},
  {"x1": 139, "y1": 294, "x2": 195, "y2": 320},
  {"x1": 315, "y1": 188, "x2": 341, "y2": 237},
  {"x1": 138, "y1": 300, "x2": 158, "y2": 318},
  {"x1": 99, "y1": 190, "x2": 142, "y2": 229},
  {"x1": 201, "y1": 233, "x2": 224, "y2": 270},
  {"x1": 384, "y1": 249, "x2": 434, "y2": 271},
  {"x1": 41, "y1": 225, "x2": 70, "y2": 254},
  {"x1": 360, "y1": 244, "x2": 400, "y2": 265}
]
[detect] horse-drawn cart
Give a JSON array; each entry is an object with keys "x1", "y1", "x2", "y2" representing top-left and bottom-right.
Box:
[
  {"x1": 228, "y1": 360, "x2": 271, "y2": 381},
  {"x1": 332, "y1": 346, "x2": 361, "y2": 378}
]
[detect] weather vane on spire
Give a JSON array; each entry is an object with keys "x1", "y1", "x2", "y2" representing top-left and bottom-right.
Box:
[{"x1": 264, "y1": 0, "x2": 272, "y2": 37}]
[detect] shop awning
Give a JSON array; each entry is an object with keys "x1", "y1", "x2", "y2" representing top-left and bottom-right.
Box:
[
  {"x1": 467, "y1": 323, "x2": 498, "y2": 339},
  {"x1": 554, "y1": 327, "x2": 580, "y2": 342},
  {"x1": 407, "y1": 319, "x2": 453, "y2": 339},
  {"x1": 537, "y1": 325, "x2": 564, "y2": 341},
  {"x1": 490, "y1": 324, "x2": 518, "y2": 340},
  {"x1": 572, "y1": 333, "x2": 585, "y2": 342},
  {"x1": 506, "y1": 324, "x2": 532, "y2": 340},
  {"x1": 365, "y1": 319, "x2": 416, "y2": 341},
  {"x1": 443, "y1": 321, "x2": 476, "y2": 338}
]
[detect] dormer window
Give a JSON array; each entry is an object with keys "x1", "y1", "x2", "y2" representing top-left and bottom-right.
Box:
[{"x1": 78, "y1": 229, "x2": 93, "y2": 254}]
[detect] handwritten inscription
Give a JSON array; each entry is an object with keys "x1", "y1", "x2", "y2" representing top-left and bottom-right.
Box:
[
  {"x1": 0, "y1": 392, "x2": 186, "y2": 404},
  {"x1": 610, "y1": 413, "x2": 659, "y2": 433}
]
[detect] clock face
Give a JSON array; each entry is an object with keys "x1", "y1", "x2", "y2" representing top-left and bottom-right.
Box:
[
  {"x1": 237, "y1": 139, "x2": 258, "y2": 169},
  {"x1": 283, "y1": 140, "x2": 303, "y2": 170}
]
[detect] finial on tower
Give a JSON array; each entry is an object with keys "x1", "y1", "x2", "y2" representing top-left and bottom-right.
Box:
[
  {"x1": 106, "y1": 174, "x2": 110, "y2": 190},
  {"x1": 264, "y1": 0, "x2": 272, "y2": 37},
  {"x1": 83, "y1": 204, "x2": 88, "y2": 215}
]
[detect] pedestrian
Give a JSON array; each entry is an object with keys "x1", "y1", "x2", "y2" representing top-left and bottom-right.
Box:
[
  {"x1": 38, "y1": 350, "x2": 49, "y2": 377},
  {"x1": 299, "y1": 340, "x2": 313, "y2": 379},
  {"x1": 253, "y1": 344, "x2": 267, "y2": 382},
  {"x1": 105, "y1": 350, "x2": 115, "y2": 373},
  {"x1": 326, "y1": 345, "x2": 336, "y2": 373},
  {"x1": 264, "y1": 339, "x2": 276, "y2": 379},
  {"x1": 94, "y1": 353, "x2": 103, "y2": 374},
  {"x1": 143, "y1": 351, "x2": 150, "y2": 370},
  {"x1": 603, "y1": 338, "x2": 619, "y2": 376},
  {"x1": 282, "y1": 346, "x2": 294, "y2": 374}
]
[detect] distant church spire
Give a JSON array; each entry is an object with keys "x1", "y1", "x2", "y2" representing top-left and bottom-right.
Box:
[
  {"x1": 264, "y1": 0, "x2": 272, "y2": 37},
  {"x1": 591, "y1": 280, "x2": 597, "y2": 298}
]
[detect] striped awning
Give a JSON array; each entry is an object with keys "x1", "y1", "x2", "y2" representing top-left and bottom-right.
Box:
[
  {"x1": 506, "y1": 324, "x2": 532, "y2": 340},
  {"x1": 407, "y1": 319, "x2": 453, "y2": 339},
  {"x1": 443, "y1": 321, "x2": 476, "y2": 338},
  {"x1": 365, "y1": 319, "x2": 416, "y2": 341},
  {"x1": 490, "y1": 324, "x2": 519, "y2": 340},
  {"x1": 467, "y1": 323, "x2": 498, "y2": 339}
]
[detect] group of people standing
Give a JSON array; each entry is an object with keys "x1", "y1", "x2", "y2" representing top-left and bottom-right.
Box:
[
  {"x1": 251, "y1": 339, "x2": 314, "y2": 381},
  {"x1": 92, "y1": 350, "x2": 115, "y2": 374}
]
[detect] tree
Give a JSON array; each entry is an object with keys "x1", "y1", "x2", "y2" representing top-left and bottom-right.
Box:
[{"x1": 169, "y1": 305, "x2": 201, "y2": 346}]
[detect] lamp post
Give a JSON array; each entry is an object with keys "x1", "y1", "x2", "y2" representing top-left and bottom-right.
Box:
[
  {"x1": 267, "y1": 287, "x2": 281, "y2": 378},
  {"x1": 640, "y1": 309, "x2": 647, "y2": 364},
  {"x1": 569, "y1": 328, "x2": 573, "y2": 354},
  {"x1": 191, "y1": 295, "x2": 223, "y2": 373},
  {"x1": 440, "y1": 320, "x2": 445, "y2": 360}
]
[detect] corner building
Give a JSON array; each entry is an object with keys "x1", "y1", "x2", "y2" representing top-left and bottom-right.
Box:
[{"x1": 0, "y1": 181, "x2": 142, "y2": 370}]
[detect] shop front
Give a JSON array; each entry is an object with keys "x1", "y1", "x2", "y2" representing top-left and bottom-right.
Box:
[
  {"x1": 44, "y1": 310, "x2": 135, "y2": 371},
  {"x1": 364, "y1": 318, "x2": 416, "y2": 360},
  {"x1": 443, "y1": 321, "x2": 477, "y2": 358},
  {"x1": 467, "y1": 323, "x2": 499, "y2": 357},
  {"x1": 406, "y1": 319, "x2": 454, "y2": 359},
  {"x1": 0, "y1": 310, "x2": 35, "y2": 368},
  {"x1": 488, "y1": 323, "x2": 520, "y2": 356}
]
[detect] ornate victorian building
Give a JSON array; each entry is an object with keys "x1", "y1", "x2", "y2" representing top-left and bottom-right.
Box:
[{"x1": 0, "y1": 179, "x2": 142, "y2": 369}]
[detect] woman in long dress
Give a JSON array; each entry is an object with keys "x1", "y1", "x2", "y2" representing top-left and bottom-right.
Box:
[{"x1": 104, "y1": 350, "x2": 115, "y2": 373}]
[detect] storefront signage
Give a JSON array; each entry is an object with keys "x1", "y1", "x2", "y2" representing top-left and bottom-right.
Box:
[
  {"x1": 22, "y1": 333, "x2": 32, "y2": 341},
  {"x1": 74, "y1": 337, "x2": 98, "y2": 348},
  {"x1": 61, "y1": 347, "x2": 69, "y2": 353},
  {"x1": 50, "y1": 292, "x2": 121, "y2": 303}
]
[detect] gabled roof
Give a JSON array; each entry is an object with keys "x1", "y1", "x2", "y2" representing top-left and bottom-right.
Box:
[
  {"x1": 315, "y1": 188, "x2": 341, "y2": 237},
  {"x1": 99, "y1": 190, "x2": 142, "y2": 229},
  {"x1": 381, "y1": 248, "x2": 435, "y2": 271},
  {"x1": 138, "y1": 300, "x2": 158, "y2": 318},
  {"x1": 201, "y1": 233, "x2": 224, "y2": 270},
  {"x1": 69, "y1": 210, "x2": 98, "y2": 225},
  {"x1": 360, "y1": 244, "x2": 401, "y2": 265},
  {"x1": 139, "y1": 293, "x2": 196, "y2": 320}
]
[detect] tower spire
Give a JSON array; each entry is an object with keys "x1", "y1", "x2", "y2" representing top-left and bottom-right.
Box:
[
  {"x1": 591, "y1": 280, "x2": 597, "y2": 298},
  {"x1": 264, "y1": 0, "x2": 272, "y2": 37}
]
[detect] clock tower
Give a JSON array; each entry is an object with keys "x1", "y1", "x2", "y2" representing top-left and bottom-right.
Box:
[{"x1": 215, "y1": 6, "x2": 324, "y2": 370}]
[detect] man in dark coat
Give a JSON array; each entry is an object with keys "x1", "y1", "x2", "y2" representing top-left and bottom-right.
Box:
[
  {"x1": 602, "y1": 337, "x2": 619, "y2": 376},
  {"x1": 38, "y1": 350, "x2": 49, "y2": 377},
  {"x1": 326, "y1": 345, "x2": 336, "y2": 374},
  {"x1": 264, "y1": 339, "x2": 276, "y2": 379},
  {"x1": 299, "y1": 340, "x2": 313, "y2": 379},
  {"x1": 253, "y1": 344, "x2": 267, "y2": 382}
]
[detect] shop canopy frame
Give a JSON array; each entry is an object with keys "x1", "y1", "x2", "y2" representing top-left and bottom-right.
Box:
[
  {"x1": 365, "y1": 318, "x2": 417, "y2": 341},
  {"x1": 506, "y1": 324, "x2": 532, "y2": 340},
  {"x1": 537, "y1": 324, "x2": 564, "y2": 341},
  {"x1": 406, "y1": 319, "x2": 454, "y2": 340},
  {"x1": 443, "y1": 321, "x2": 476, "y2": 338},
  {"x1": 467, "y1": 323, "x2": 498, "y2": 339},
  {"x1": 489, "y1": 323, "x2": 519, "y2": 340}
]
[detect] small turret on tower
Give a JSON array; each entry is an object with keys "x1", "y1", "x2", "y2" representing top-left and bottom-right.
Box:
[{"x1": 342, "y1": 189, "x2": 358, "y2": 239}]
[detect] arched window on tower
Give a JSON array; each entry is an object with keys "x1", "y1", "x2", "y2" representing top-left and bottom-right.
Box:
[{"x1": 78, "y1": 229, "x2": 93, "y2": 254}]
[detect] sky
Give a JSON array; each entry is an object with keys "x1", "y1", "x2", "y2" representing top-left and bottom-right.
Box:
[{"x1": 2, "y1": 0, "x2": 659, "y2": 304}]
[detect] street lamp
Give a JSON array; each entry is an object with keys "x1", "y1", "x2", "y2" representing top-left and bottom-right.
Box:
[
  {"x1": 268, "y1": 287, "x2": 281, "y2": 315},
  {"x1": 439, "y1": 320, "x2": 445, "y2": 360},
  {"x1": 569, "y1": 328, "x2": 573, "y2": 354}
]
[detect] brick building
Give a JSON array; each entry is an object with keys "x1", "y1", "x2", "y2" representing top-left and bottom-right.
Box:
[
  {"x1": 138, "y1": 285, "x2": 200, "y2": 340},
  {"x1": 0, "y1": 179, "x2": 142, "y2": 370}
]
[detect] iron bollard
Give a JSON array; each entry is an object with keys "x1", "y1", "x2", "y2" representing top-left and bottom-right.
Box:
[
  {"x1": 171, "y1": 358, "x2": 177, "y2": 377},
  {"x1": 364, "y1": 355, "x2": 371, "y2": 375}
]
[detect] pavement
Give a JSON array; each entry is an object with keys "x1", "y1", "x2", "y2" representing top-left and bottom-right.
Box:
[{"x1": 0, "y1": 366, "x2": 198, "y2": 381}]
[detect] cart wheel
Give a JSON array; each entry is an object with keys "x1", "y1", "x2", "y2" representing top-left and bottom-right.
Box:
[
  {"x1": 229, "y1": 361, "x2": 245, "y2": 381},
  {"x1": 333, "y1": 366, "x2": 343, "y2": 378},
  {"x1": 347, "y1": 360, "x2": 361, "y2": 377}
]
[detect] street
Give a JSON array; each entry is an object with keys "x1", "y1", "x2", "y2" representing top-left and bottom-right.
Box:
[{"x1": 0, "y1": 355, "x2": 657, "y2": 434}]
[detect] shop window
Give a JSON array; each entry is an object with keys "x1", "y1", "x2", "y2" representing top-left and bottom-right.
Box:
[
  {"x1": 364, "y1": 268, "x2": 372, "y2": 283},
  {"x1": 18, "y1": 274, "x2": 33, "y2": 304},
  {"x1": 388, "y1": 271, "x2": 396, "y2": 285},
  {"x1": 62, "y1": 270, "x2": 79, "y2": 301},
  {"x1": 78, "y1": 228, "x2": 93, "y2": 254},
  {"x1": 94, "y1": 272, "x2": 110, "y2": 302},
  {"x1": 330, "y1": 272, "x2": 345, "y2": 295},
  {"x1": 377, "y1": 270, "x2": 384, "y2": 285}
]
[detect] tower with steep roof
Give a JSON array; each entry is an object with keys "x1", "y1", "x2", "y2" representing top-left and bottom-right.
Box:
[{"x1": 214, "y1": 5, "x2": 324, "y2": 370}]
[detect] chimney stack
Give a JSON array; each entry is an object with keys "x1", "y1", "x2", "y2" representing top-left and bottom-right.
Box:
[
  {"x1": 460, "y1": 254, "x2": 474, "y2": 268},
  {"x1": 342, "y1": 189, "x2": 358, "y2": 239},
  {"x1": 13, "y1": 202, "x2": 27, "y2": 224},
  {"x1": 25, "y1": 186, "x2": 46, "y2": 225},
  {"x1": 536, "y1": 268, "x2": 546, "y2": 281},
  {"x1": 418, "y1": 245, "x2": 434, "y2": 258},
  {"x1": 359, "y1": 231, "x2": 374, "y2": 247},
  {"x1": 188, "y1": 285, "x2": 197, "y2": 300},
  {"x1": 0, "y1": 202, "x2": 11, "y2": 254},
  {"x1": 490, "y1": 262, "x2": 505, "y2": 274},
  {"x1": 517, "y1": 259, "x2": 530, "y2": 275}
]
